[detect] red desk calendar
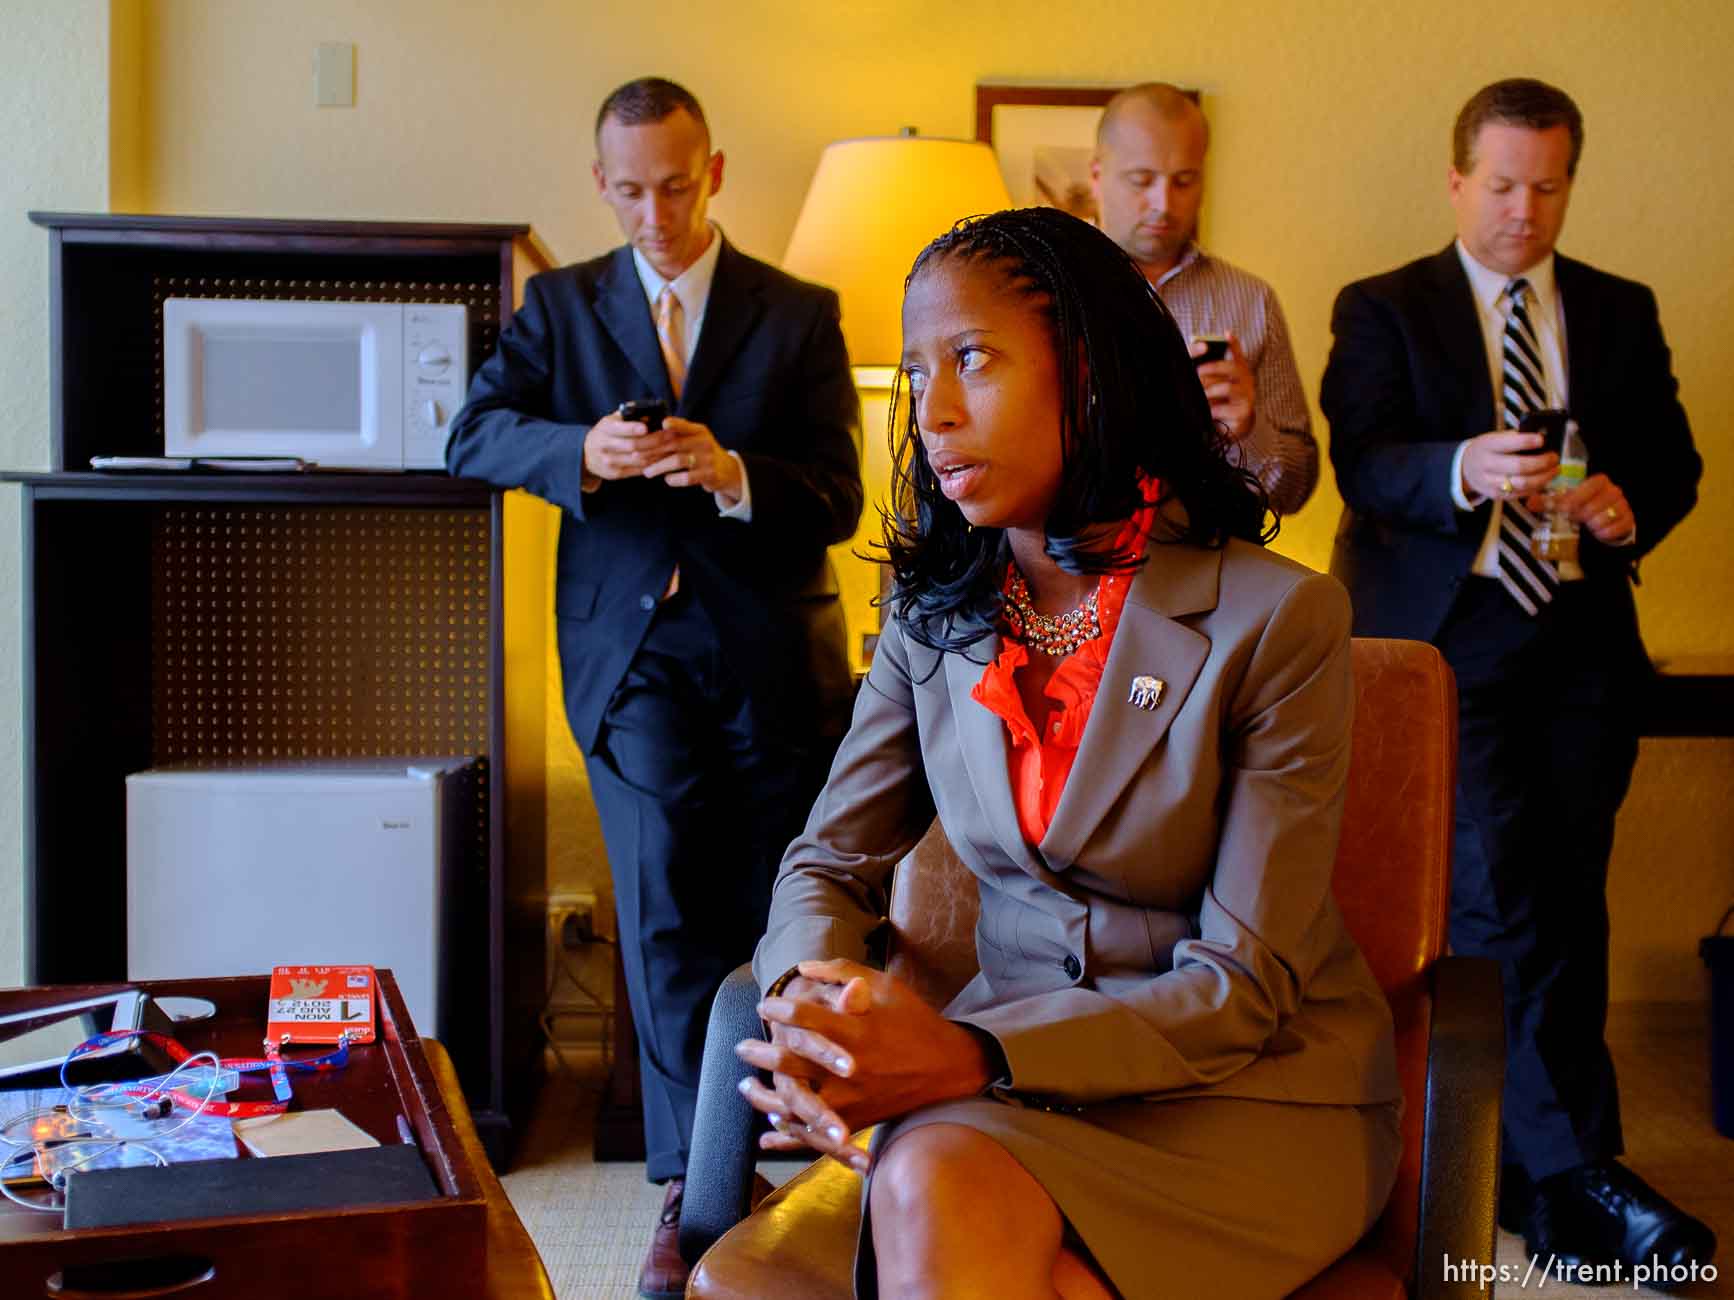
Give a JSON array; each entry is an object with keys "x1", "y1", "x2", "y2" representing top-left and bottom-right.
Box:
[{"x1": 266, "y1": 965, "x2": 378, "y2": 1045}]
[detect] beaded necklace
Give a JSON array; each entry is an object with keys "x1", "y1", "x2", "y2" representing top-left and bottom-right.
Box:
[{"x1": 1002, "y1": 564, "x2": 1102, "y2": 657}]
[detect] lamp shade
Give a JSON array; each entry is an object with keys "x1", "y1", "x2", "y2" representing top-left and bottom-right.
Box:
[{"x1": 782, "y1": 135, "x2": 1012, "y2": 368}]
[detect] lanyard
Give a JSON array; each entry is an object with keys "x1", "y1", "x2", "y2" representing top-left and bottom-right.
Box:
[{"x1": 64, "y1": 1030, "x2": 352, "y2": 1119}]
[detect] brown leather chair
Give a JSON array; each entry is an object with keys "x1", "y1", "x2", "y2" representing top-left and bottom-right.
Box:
[{"x1": 681, "y1": 638, "x2": 1502, "y2": 1299}]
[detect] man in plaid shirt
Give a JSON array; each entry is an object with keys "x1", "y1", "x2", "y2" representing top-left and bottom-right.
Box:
[{"x1": 1092, "y1": 82, "x2": 1318, "y2": 516}]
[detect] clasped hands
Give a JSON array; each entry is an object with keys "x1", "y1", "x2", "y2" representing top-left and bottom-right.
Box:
[
  {"x1": 1459, "y1": 430, "x2": 1634, "y2": 544},
  {"x1": 582, "y1": 409, "x2": 743, "y2": 505},
  {"x1": 734, "y1": 958, "x2": 996, "y2": 1176}
]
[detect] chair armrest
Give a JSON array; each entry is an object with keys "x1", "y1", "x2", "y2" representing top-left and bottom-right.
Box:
[
  {"x1": 1413, "y1": 954, "x2": 1505, "y2": 1299},
  {"x1": 680, "y1": 963, "x2": 764, "y2": 1265}
]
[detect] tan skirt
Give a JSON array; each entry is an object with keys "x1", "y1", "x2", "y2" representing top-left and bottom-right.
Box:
[{"x1": 855, "y1": 1092, "x2": 1403, "y2": 1300}]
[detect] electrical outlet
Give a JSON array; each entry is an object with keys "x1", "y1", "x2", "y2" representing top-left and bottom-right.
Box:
[
  {"x1": 547, "y1": 891, "x2": 598, "y2": 951},
  {"x1": 544, "y1": 890, "x2": 607, "y2": 1054}
]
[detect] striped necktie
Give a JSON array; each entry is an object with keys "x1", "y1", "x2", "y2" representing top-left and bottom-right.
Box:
[{"x1": 1494, "y1": 277, "x2": 1558, "y2": 616}]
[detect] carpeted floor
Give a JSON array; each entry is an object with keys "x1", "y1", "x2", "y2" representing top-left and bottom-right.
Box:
[
  {"x1": 496, "y1": 1069, "x2": 671, "y2": 1299},
  {"x1": 501, "y1": 1001, "x2": 1734, "y2": 1298}
]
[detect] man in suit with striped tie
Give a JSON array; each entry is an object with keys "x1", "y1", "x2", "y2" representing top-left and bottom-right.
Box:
[{"x1": 1322, "y1": 79, "x2": 1709, "y2": 1278}]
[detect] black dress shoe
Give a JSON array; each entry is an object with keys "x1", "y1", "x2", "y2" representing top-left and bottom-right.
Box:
[
  {"x1": 1498, "y1": 1164, "x2": 1534, "y2": 1235},
  {"x1": 1520, "y1": 1161, "x2": 1716, "y2": 1289}
]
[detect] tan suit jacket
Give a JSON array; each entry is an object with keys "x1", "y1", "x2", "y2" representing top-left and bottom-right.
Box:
[{"x1": 754, "y1": 531, "x2": 1401, "y2": 1110}]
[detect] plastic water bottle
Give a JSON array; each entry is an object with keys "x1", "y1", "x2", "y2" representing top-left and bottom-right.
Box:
[{"x1": 1532, "y1": 419, "x2": 1586, "y2": 575}]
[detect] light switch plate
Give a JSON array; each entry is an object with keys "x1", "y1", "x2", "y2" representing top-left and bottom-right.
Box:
[{"x1": 314, "y1": 42, "x2": 354, "y2": 108}]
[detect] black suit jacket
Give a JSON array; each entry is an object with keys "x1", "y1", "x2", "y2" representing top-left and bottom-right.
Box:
[
  {"x1": 1321, "y1": 243, "x2": 1700, "y2": 644},
  {"x1": 446, "y1": 236, "x2": 863, "y2": 753}
]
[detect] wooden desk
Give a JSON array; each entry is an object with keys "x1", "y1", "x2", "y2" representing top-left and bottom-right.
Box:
[
  {"x1": 1645, "y1": 656, "x2": 1734, "y2": 737},
  {"x1": 0, "y1": 978, "x2": 551, "y2": 1298},
  {"x1": 423, "y1": 1038, "x2": 555, "y2": 1300}
]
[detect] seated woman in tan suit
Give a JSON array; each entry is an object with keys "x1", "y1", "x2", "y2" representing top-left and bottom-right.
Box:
[{"x1": 735, "y1": 207, "x2": 1402, "y2": 1300}]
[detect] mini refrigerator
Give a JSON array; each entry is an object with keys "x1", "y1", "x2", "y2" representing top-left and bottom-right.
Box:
[{"x1": 126, "y1": 758, "x2": 477, "y2": 1039}]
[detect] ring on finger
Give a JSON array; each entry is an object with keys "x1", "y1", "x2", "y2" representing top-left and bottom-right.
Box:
[
  {"x1": 1499, "y1": 476, "x2": 1513, "y2": 495},
  {"x1": 1604, "y1": 504, "x2": 1619, "y2": 521},
  {"x1": 685, "y1": 451, "x2": 695, "y2": 469}
]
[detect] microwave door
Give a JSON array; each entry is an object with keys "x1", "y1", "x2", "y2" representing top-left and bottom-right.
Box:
[{"x1": 163, "y1": 299, "x2": 405, "y2": 467}]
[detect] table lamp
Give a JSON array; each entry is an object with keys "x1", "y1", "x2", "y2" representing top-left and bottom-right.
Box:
[
  {"x1": 783, "y1": 129, "x2": 1013, "y2": 382},
  {"x1": 782, "y1": 130, "x2": 1011, "y2": 667}
]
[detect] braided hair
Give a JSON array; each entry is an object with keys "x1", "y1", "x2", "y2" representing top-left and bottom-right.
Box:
[{"x1": 881, "y1": 206, "x2": 1271, "y2": 654}]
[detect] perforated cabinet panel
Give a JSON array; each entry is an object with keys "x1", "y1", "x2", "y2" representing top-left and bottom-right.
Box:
[{"x1": 150, "y1": 506, "x2": 491, "y2": 764}]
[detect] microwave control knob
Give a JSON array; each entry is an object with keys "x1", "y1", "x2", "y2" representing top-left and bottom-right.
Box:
[
  {"x1": 422, "y1": 399, "x2": 444, "y2": 428},
  {"x1": 417, "y1": 344, "x2": 452, "y2": 376}
]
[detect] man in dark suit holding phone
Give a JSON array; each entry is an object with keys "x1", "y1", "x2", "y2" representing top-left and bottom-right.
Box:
[
  {"x1": 446, "y1": 77, "x2": 861, "y2": 1297},
  {"x1": 1322, "y1": 79, "x2": 1709, "y2": 1276}
]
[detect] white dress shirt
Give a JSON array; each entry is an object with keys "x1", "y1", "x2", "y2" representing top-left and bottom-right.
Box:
[
  {"x1": 630, "y1": 224, "x2": 751, "y2": 520},
  {"x1": 1448, "y1": 241, "x2": 1569, "y2": 575}
]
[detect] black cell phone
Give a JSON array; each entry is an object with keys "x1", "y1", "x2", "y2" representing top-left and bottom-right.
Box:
[
  {"x1": 617, "y1": 399, "x2": 666, "y2": 432},
  {"x1": 1517, "y1": 407, "x2": 1569, "y2": 457},
  {"x1": 1192, "y1": 335, "x2": 1229, "y2": 366}
]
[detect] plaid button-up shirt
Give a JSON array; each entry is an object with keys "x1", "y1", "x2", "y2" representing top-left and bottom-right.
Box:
[{"x1": 1155, "y1": 244, "x2": 1319, "y2": 515}]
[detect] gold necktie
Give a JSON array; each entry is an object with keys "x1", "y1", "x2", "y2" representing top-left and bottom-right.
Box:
[
  {"x1": 656, "y1": 286, "x2": 686, "y2": 399},
  {"x1": 655, "y1": 285, "x2": 686, "y2": 602}
]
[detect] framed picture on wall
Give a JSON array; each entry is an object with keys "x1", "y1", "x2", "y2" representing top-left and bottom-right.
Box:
[{"x1": 974, "y1": 83, "x2": 1199, "y2": 224}]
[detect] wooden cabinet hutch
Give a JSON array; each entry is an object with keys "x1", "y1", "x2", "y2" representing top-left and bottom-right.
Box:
[{"x1": 7, "y1": 212, "x2": 558, "y2": 1164}]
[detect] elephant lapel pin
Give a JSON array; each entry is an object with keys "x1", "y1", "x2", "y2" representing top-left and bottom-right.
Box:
[{"x1": 1127, "y1": 675, "x2": 1165, "y2": 711}]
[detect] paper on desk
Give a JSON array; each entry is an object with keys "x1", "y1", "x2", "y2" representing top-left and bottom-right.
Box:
[{"x1": 234, "y1": 1108, "x2": 380, "y2": 1157}]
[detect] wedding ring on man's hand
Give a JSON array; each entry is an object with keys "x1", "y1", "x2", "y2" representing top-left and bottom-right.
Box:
[
  {"x1": 1499, "y1": 476, "x2": 1514, "y2": 495},
  {"x1": 1605, "y1": 505, "x2": 1619, "y2": 521},
  {"x1": 685, "y1": 452, "x2": 695, "y2": 469}
]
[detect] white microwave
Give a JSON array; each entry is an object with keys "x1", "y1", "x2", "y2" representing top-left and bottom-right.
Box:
[{"x1": 162, "y1": 298, "x2": 469, "y2": 468}]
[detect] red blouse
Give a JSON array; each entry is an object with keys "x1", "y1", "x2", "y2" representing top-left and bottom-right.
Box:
[{"x1": 969, "y1": 479, "x2": 1163, "y2": 844}]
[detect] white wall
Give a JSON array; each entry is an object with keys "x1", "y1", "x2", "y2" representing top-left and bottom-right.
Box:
[{"x1": 0, "y1": 0, "x2": 115, "y2": 985}]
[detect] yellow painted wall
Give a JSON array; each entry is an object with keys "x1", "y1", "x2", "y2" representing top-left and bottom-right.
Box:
[
  {"x1": 2, "y1": 0, "x2": 1728, "y2": 999},
  {"x1": 122, "y1": 0, "x2": 1734, "y2": 660},
  {"x1": 107, "y1": 0, "x2": 147, "y2": 213}
]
